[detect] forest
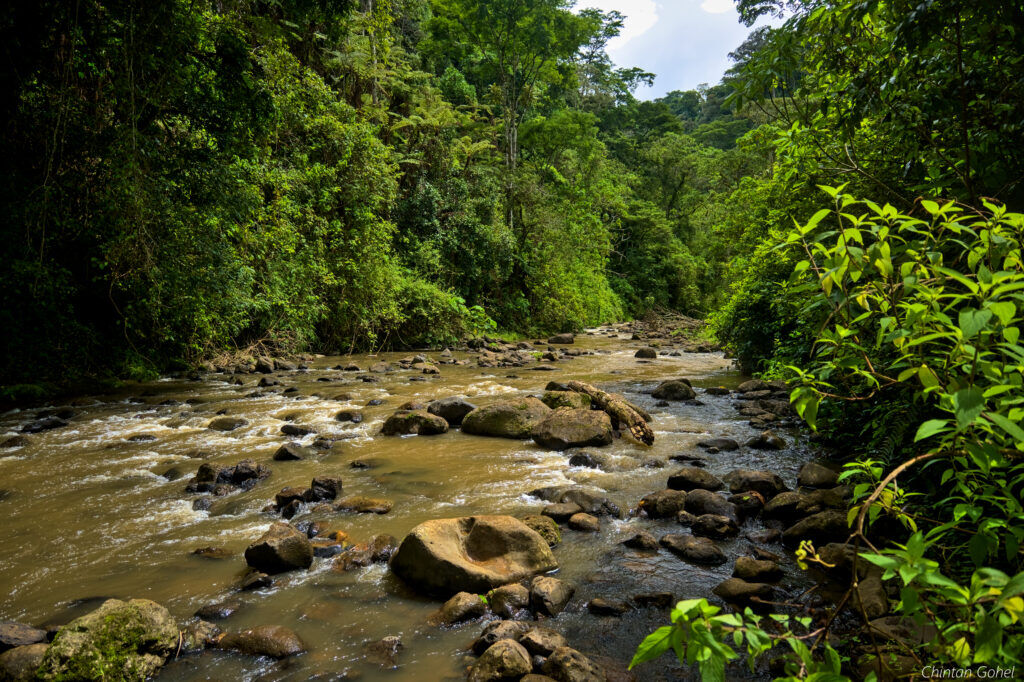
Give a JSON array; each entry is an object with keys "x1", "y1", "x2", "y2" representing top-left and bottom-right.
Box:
[{"x1": 1, "y1": 0, "x2": 1023, "y2": 680}]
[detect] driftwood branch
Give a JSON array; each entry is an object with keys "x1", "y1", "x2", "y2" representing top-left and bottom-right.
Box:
[{"x1": 566, "y1": 380, "x2": 655, "y2": 446}]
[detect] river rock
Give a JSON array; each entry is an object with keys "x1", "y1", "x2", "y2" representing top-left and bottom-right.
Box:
[
  {"x1": 306, "y1": 476, "x2": 343, "y2": 502},
  {"x1": 633, "y1": 592, "x2": 674, "y2": 609},
  {"x1": 334, "y1": 495, "x2": 392, "y2": 514},
  {"x1": 733, "y1": 556, "x2": 783, "y2": 582},
  {"x1": 0, "y1": 643, "x2": 47, "y2": 680},
  {"x1": 208, "y1": 416, "x2": 247, "y2": 432},
  {"x1": 0, "y1": 623, "x2": 46, "y2": 653},
  {"x1": 0, "y1": 435, "x2": 29, "y2": 448},
  {"x1": 635, "y1": 347, "x2": 657, "y2": 359},
  {"x1": 37, "y1": 599, "x2": 177, "y2": 680},
  {"x1": 239, "y1": 571, "x2": 272, "y2": 590},
  {"x1": 21, "y1": 417, "x2": 67, "y2": 433},
  {"x1": 192, "y1": 546, "x2": 233, "y2": 560},
  {"x1": 390, "y1": 516, "x2": 557, "y2": 596},
  {"x1": 728, "y1": 491, "x2": 765, "y2": 521},
  {"x1": 335, "y1": 410, "x2": 364, "y2": 423},
  {"x1": 532, "y1": 408, "x2": 613, "y2": 450},
  {"x1": 667, "y1": 467, "x2": 723, "y2": 492},
  {"x1": 469, "y1": 639, "x2": 532, "y2": 682},
  {"x1": 219, "y1": 625, "x2": 305, "y2": 659},
  {"x1": 461, "y1": 398, "x2": 551, "y2": 439},
  {"x1": 520, "y1": 627, "x2": 568, "y2": 656},
  {"x1": 487, "y1": 584, "x2": 531, "y2": 619},
  {"x1": 725, "y1": 469, "x2": 788, "y2": 499},
  {"x1": 683, "y1": 489, "x2": 737, "y2": 519},
  {"x1": 426, "y1": 397, "x2": 477, "y2": 425},
  {"x1": 244, "y1": 522, "x2": 313, "y2": 573},
  {"x1": 180, "y1": 620, "x2": 221, "y2": 653},
  {"x1": 651, "y1": 380, "x2": 695, "y2": 400},
  {"x1": 542, "y1": 503, "x2": 583, "y2": 523},
  {"x1": 548, "y1": 334, "x2": 574, "y2": 344},
  {"x1": 712, "y1": 578, "x2": 774, "y2": 606},
  {"x1": 364, "y1": 635, "x2": 403, "y2": 668},
  {"x1": 472, "y1": 621, "x2": 532, "y2": 655},
  {"x1": 541, "y1": 391, "x2": 591, "y2": 410},
  {"x1": 798, "y1": 461, "x2": 840, "y2": 488},
  {"x1": 431, "y1": 592, "x2": 488, "y2": 626},
  {"x1": 567, "y1": 452, "x2": 604, "y2": 469},
  {"x1": 588, "y1": 598, "x2": 630, "y2": 617},
  {"x1": 380, "y1": 409, "x2": 448, "y2": 436},
  {"x1": 194, "y1": 599, "x2": 242, "y2": 620},
  {"x1": 782, "y1": 509, "x2": 848, "y2": 547},
  {"x1": 737, "y1": 379, "x2": 769, "y2": 392},
  {"x1": 691, "y1": 514, "x2": 740, "y2": 539},
  {"x1": 745, "y1": 430, "x2": 785, "y2": 450},
  {"x1": 639, "y1": 489, "x2": 687, "y2": 518},
  {"x1": 622, "y1": 531, "x2": 659, "y2": 550},
  {"x1": 530, "y1": 576, "x2": 575, "y2": 617},
  {"x1": 275, "y1": 487, "x2": 307, "y2": 509},
  {"x1": 541, "y1": 646, "x2": 605, "y2": 682},
  {"x1": 520, "y1": 515, "x2": 561, "y2": 547},
  {"x1": 695, "y1": 437, "x2": 739, "y2": 451},
  {"x1": 568, "y1": 513, "x2": 600, "y2": 532},
  {"x1": 660, "y1": 534, "x2": 727, "y2": 565},
  {"x1": 531, "y1": 486, "x2": 622, "y2": 517}
]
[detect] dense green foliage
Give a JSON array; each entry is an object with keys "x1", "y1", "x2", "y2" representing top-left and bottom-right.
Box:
[
  {"x1": 0, "y1": 0, "x2": 760, "y2": 389},
  {"x1": 629, "y1": 0, "x2": 1024, "y2": 679}
]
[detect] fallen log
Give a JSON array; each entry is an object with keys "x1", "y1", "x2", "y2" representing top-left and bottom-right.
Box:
[{"x1": 566, "y1": 380, "x2": 654, "y2": 446}]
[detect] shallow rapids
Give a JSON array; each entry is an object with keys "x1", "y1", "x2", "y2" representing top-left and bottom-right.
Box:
[{"x1": 0, "y1": 330, "x2": 814, "y2": 681}]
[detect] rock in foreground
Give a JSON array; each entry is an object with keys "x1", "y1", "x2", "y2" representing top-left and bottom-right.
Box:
[
  {"x1": 532, "y1": 408, "x2": 613, "y2": 450},
  {"x1": 390, "y1": 516, "x2": 557, "y2": 597}
]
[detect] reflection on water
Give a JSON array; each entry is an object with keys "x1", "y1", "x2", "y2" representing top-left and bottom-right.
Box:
[{"x1": 0, "y1": 331, "x2": 810, "y2": 681}]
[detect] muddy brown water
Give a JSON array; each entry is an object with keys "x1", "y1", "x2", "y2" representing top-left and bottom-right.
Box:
[{"x1": 0, "y1": 330, "x2": 815, "y2": 680}]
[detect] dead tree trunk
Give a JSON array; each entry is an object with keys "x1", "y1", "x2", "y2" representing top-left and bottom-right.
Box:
[{"x1": 566, "y1": 380, "x2": 654, "y2": 446}]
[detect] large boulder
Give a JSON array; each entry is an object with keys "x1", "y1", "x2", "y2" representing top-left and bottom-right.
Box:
[
  {"x1": 691, "y1": 514, "x2": 740, "y2": 539},
  {"x1": 712, "y1": 578, "x2": 774, "y2": 606},
  {"x1": 783, "y1": 510, "x2": 849, "y2": 547},
  {"x1": 798, "y1": 462, "x2": 840, "y2": 488},
  {"x1": 541, "y1": 646, "x2": 606, "y2": 682},
  {"x1": 541, "y1": 391, "x2": 591, "y2": 410},
  {"x1": 651, "y1": 380, "x2": 695, "y2": 401},
  {"x1": 469, "y1": 639, "x2": 532, "y2": 682},
  {"x1": 380, "y1": 409, "x2": 449, "y2": 436},
  {"x1": 0, "y1": 643, "x2": 47, "y2": 681},
  {"x1": 427, "y1": 397, "x2": 477, "y2": 426},
  {"x1": 667, "y1": 467, "x2": 724, "y2": 492},
  {"x1": 530, "y1": 576, "x2": 575, "y2": 616},
  {"x1": 548, "y1": 334, "x2": 575, "y2": 344},
  {"x1": 37, "y1": 599, "x2": 178, "y2": 680},
  {"x1": 635, "y1": 347, "x2": 658, "y2": 359},
  {"x1": 684, "y1": 489, "x2": 738, "y2": 520},
  {"x1": 660, "y1": 534, "x2": 727, "y2": 565},
  {"x1": 461, "y1": 398, "x2": 551, "y2": 439},
  {"x1": 389, "y1": 516, "x2": 557, "y2": 597},
  {"x1": 218, "y1": 625, "x2": 305, "y2": 659},
  {"x1": 244, "y1": 522, "x2": 314, "y2": 574},
  {"x1": 639, "y1": 489, "x2": 687, "y2": 518},
  {"x1": 724, "y1": 469, "x2": 788, "y2": 499},
  {"x1": 531, "y1": 408, "x2": 613, "y2": 450}
]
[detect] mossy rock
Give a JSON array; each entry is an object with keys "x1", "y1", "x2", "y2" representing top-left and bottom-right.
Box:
[
  {"x1": 38, "y1": 599, "x2": 178, "y2": 681},
  {"x1": 461, "y1": 398, "x2": 551, "y2": 439},
  {"x1": 520, "y1": 514, "x2": 561, "y2": 547},
  {"x1": 540, "y1": 391, "x2": 591, "y2": 410}
]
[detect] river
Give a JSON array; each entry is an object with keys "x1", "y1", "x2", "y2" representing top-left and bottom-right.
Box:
[{"x1": 0, "y1": 327, "x2": 814, "y2": 680}]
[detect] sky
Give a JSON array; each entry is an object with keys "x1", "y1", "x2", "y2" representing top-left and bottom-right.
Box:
[{"x1": 579, "y1": 0, "x2": 773, "y2": 99}]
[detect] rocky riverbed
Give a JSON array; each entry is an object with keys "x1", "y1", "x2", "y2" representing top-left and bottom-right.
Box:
[{"x1": 0, "y1": 321, "x2": 864, "y2": 681}]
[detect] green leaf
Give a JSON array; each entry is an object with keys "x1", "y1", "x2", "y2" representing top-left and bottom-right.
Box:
[
  {"x1": 959, "y1": 308, "x2": 993, "y2": 339},
  {"x1": 986, "y1": 412, "x2": 1024, "y2": 444},
  {"x1": 953, "y1": 387, "x2": 986, "y2": 430},
  {"x1": 915, "y1": 419, "x2": 950, "y2": 441},
  {"x1": 629, "y1": 626, "x2": 674, "y2": 669}
]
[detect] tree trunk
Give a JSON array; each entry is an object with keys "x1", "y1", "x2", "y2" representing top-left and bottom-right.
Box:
[{"x1": 566, "y1": 380, "x2": 655, "y2": 446}]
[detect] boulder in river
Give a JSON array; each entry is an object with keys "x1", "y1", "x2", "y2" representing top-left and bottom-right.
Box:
[
  {"x1": 389, "y1": 516, "x2": 557, "y2": 597},
  {"x1": 639, "y1": 489, "x2": 688, "y2": 518},
  {"x1": 335, "y1": 410, "x2": 364, "y2": 423},
  {"x1": 651, "y1": 380, "x2": 695, "y2": 400},
  {"x1": 635, "y1": 347, "x2": 657, "y2": 359},
  {"x1": 0, "y1": 643, "x2": 47, "y2": 681},
  {"x1": 0, "y1": 623, "x2": 46, "y2": 652},
  {"x1": 568, "y1": 512, "x2": 600, "y2": 533},
  {"x1": 244, "y1": 522, "x2": 313, "y2": 574},
  {"x1": 472, "y1": 621, "x2": 532, "y2": 655},
  {"x1": 541, "y1": 646, "x2": 605, "y2": 682},
  {"x1": 37, "y1": 599, "x2": 178, "y2": 680},
  {"x1": 695, "y1": 437, "x2": 739, "y2": 451},
  {"x1": 733, "y1": 556, "x2": 783, "y2": 582},
  {"x1": 531, "y1": 408, "x2": 613, "y2": 450},
  {"x1": 724, "y1": 469, "x2": 788, "y2": 499},
  {"x1": 622, "y1": 531, "x2": 659, "y2": 551},
  {"x1": 745, "y1": 430, "x2": 785, "y2": 450},
  {"x1": 530, "y1": 576, "x2": 575, "y2": 617},
  {"x1": 219, "y1": 625, "x2": 305, "y2": 659},
  {"x1": 782, "y1": 509, "x2": 849, "y2": 547},
  {"x1": 208, "y1": 416, "x2": 247, "y2": 432},
  {"x1": 798, "y1": 461, "x2": 840, "y2": 488},
  {"x1": 430, "y1": 592, "x2": 488, "y2": 626},
  {"x1": 20, "y1": 416, "x2": 67, "y2": 433},
  {"x1": 541, "y1": 502, "x2": 583, "y2": 523},
  {"x1": 667, "y1": 466, "x2": 724, "y2": 492},
  {"x1": 683, "y1": 489, "x2": 737, "y2": 520},
  {"x1": 380, "y1": 409, "x2": 449, "y2": 436},
  {"x1": 461, "y1": 398, "x2": 551, "y2": 439},
  {"x1": 469, "y1": 639, "x2": 532, "y2": 682},
  {"x1": 541, "y1": 391, "x2": 591, "y2": 410},
  {"x1": 520, "y1": 515, "x2": 561, "y2": 547},
  {"x1": 427, "y1": 397, "x2": 477, "y2": 426},
  {"x1": 712, "y1": 578, "x2": 774, "y2": 606},
  {"x1": 334, "y1": 496, "x2": 392, "y2": 514},
  {"x1": 691, "y1": 514, "x2": 740, "y2": 539},
  {"x1": 486, "y1": 584, "x2": 531, "y2": 619},
  {"x1": 548, "y1": 334, "x2": 574, "y2": 344},
  {"x1": 660, "y1": 534, "x2": 727, "y2": 565},
  {"x1": 273, "y1": 442, "x2": 310, "y2": 461}
]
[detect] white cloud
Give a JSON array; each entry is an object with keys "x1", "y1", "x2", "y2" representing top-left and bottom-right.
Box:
[
  {"x1": 700, "y1": 0, "x2": 734, "y2": 14},
  {"x1": 577, "y1": 0, "x2": 659, "y2": 57}
]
